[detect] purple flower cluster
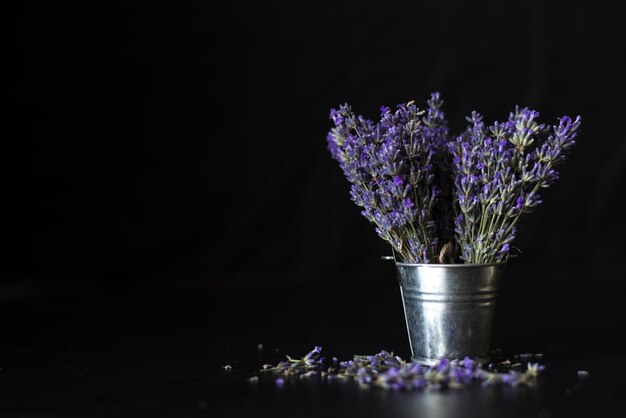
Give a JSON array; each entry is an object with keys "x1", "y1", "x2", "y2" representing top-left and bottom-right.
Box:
[
  {"x1": 327, "y1": 94, "x2": 580, "y2": 264},
  {"x1": 449, "y1": 108, "x2": 581, "y2": 263},
  {"x1": 327, "y1": 93, "x2": 448, "y2": 263},
  {"x1": 255, "y1": 347, "x2": 545, "y2": 391}
]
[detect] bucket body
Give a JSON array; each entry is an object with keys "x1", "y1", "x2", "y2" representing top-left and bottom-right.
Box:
[{"x1": 395, "y1": 262, "x2": 505, "y2": 365}]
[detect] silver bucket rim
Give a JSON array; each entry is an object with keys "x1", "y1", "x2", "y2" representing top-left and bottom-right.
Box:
[
  {"x1": 394, "y1": 261, "x2": 507, "y2": 268},
  {"x1": 384, "y1": 250, "x2": 511, "y2": 267}
]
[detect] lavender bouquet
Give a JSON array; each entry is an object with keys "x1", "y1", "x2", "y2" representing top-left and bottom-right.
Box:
[{"x1": 327, "y1": 93, "x2": 580, "y2": 264}]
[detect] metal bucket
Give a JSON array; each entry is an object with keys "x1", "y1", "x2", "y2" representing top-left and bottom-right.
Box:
[{"x1": 394, "y1": 261, "x2": 505, "y2": 365}]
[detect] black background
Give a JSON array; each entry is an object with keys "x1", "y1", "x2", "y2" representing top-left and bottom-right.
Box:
[
  {"x1": 2, "y1": 0, "x2": 626, "y2": 415},
  {"x1": 5, "y1": 0, "x2": 626, "y2": 278}
]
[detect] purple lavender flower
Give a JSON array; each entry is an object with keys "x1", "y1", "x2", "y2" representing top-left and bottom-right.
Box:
[
  {"x1": 327, "y1": 93, "x2": 449, "y2": 263},
  {"x1": 328, "y1": 96, "x2": 580, "y2": 264},
  {"x1": 448, "y1": 107, "x2": 580, "y2": 263}
]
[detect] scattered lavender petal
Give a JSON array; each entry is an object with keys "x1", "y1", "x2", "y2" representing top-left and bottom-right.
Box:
[{"x1": 254, "y1": 347, "x2": 547, "y2": 391}]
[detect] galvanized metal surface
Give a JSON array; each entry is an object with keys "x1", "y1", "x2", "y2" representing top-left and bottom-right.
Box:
[{"x1": 395, "y1": 262, "x2": 505, "y2": 366}]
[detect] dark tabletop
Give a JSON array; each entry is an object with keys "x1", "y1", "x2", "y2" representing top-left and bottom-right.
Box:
[{"x1": 1, "y1": 269, "x2": 625, "y2": 417}]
